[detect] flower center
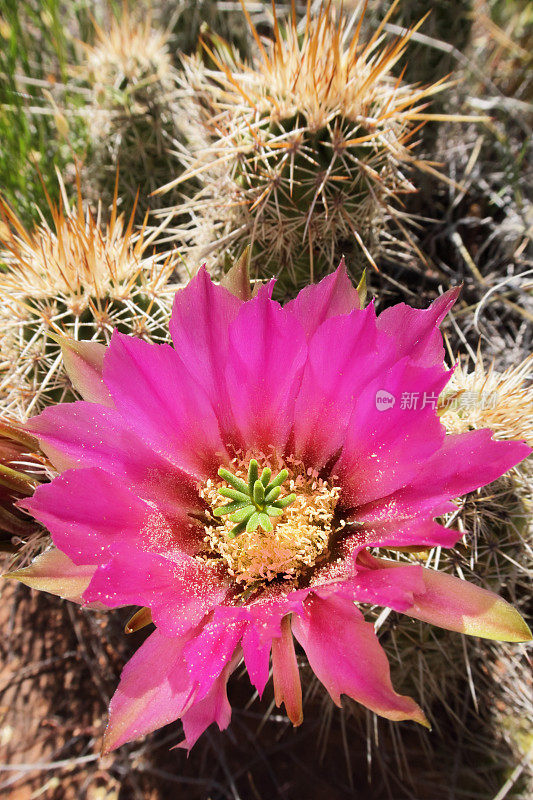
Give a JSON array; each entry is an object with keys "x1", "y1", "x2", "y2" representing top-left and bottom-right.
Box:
[
  {"x1": 200, "y1": 454, "x2": 341, "y2": 591},
  {"x1": 214, "y1": 458, "x2": 297, "y2": 537}
]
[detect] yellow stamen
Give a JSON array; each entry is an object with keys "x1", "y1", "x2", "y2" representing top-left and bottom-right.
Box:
[{"x1": 200, "y1": 453, "x2": 341, "y2": 589}]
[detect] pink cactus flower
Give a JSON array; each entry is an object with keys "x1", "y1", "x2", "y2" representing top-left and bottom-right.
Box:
[{"x1": 8, "y1": 263, "x2": 531, "y2": 752}]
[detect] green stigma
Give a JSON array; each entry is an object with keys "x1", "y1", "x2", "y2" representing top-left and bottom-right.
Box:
[{"x1": 213, "y1": 459, "x2": 296, "y2": 538}]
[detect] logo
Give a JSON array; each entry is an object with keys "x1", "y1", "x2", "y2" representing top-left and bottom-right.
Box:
[{"x1": 375, "y1": 390, "x2": 395, "y2": 411}]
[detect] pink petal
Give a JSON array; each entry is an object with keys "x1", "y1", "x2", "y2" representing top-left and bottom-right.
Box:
[
  {"x1": 179, "y1": 651, "x2": 240, "y2": 750},
  {"x1": 349, "y1": 517, "x2": 461, "y2": 550},
  {"x1": 360, "y1": 430, "x2": 530, "y2": 522},
  {"x1": 402, "y1": 563, "x2": 532, "y2": 642},
  {"x1": 4, "y1": 547, "x2": 96, "y2": 603},
  {"x1": 285, "y1": 259, "x2": 360, "y2": 338},
  {"x1": 58, "y1": 338, "x2": 112, "y2": 406},
  {"x1": 103, "y1": 628, "x2": 197, "y2": 753},
  {"x1": 84, "y1": 552, "x2": 229, "y2": 636},
  {"x1": 225, "y1": 289, "x2": 307, "y2": 452},
  {"x1": 292, "y1": 594, "x2": 428, "y2": 725},
  {"x1": 376, "y1": 287, "x2": 460, "y2": 367},
  {"x1": 307, "y1": 524, "x2": 458, "y2": 592},
  {"x1": 27, "y1": 402, "x2": 202, "y2": 531},
  {"x1": 103, "y1": 332, "x2": 228, "y2": 478},
  {"x1": 19, "y1": 468, "x2": 176, "y2": 565},
  {"x1": 240, "y1": 588, "x2": 311, "y2": 697},
  {"x1": 247, "y1": 588, "x2": 309, "y2": 643},
  {"x1": 271, "y1": 615, "x2": 303, "y2": 726},
  {"x1": 183, "y1": 609, "x2": 248, "y2": 701},
  {"x1": 292, "y1": 304, "x2": 390, "y2": 467},
  {"x1": 241, "y1": 624, "x2": 271, "y2": 696},
  {"x1": 334, "y1": 359, "x2": 450, "y2": 507},
  {"x1": 328, "y1": 563, "x2": 426, "y2": 613},
  {"x1": 292, "y1": 289, "x2": 460, "y2": 468},
  {"x1": 253, "y1": 280, "x2": 275, "y2": 300},
  {"x1": 169, "y1": 268, "x2": 242, "y2": 435}
]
